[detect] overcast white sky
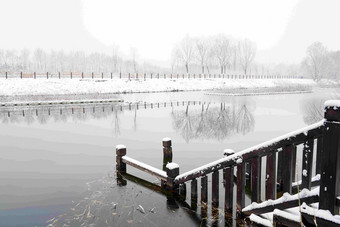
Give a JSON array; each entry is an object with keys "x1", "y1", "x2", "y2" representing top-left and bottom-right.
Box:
[{"x1": 0, "y1": 0, "x2": 339, "y2": 65}]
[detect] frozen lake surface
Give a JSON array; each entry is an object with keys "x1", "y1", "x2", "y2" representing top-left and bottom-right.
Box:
[{"x1": 0, "y1": 89, "x2": 337, "y2": 226}]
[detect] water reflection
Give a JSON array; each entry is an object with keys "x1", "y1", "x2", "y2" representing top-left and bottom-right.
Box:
[{"x1": 171, "y1": 102, "x2": 255, "y2": 142}]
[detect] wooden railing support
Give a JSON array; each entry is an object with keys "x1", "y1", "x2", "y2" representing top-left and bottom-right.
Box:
[
  {"x1": 162, "y1": 138, "x2": 173, "y2": 188},
  {"x1": 320, "y1": 101, "x2": 340, "y2": 214},
  {"x1": 237, "y1": 161, "x2": 246, "y2": 213},
  {"x1": 266, "y1": 151, "x2": 277, "y2": 200},
  {"x1": 251, "y1": 156, "x2": 261, "y2": 203},
  {"x1": 166, "y1": 163, "x2": 179, "y2": 191},
  {"x1": 116, "y1": 145, "x2": 127, "y2": 173}
]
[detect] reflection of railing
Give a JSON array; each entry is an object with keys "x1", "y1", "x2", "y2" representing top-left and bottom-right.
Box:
[
  {"x1": 116, "y1": 100, "x2": 340, "y2": 226},
  {"x1": 0, "y1": 100, "x2": 208, "y2": 124}
]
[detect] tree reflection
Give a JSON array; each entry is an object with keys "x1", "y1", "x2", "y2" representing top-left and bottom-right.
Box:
[
  {"x1": 300, "y1": 98, "x2": 325, "y2": 125},
  {"x1": 171, "y1": 102, "x2": 255, "y2": 142}
]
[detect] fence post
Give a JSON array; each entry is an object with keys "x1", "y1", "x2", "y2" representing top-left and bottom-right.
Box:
[
  {"x1": 71, "y1": 72, "x2": 72, "y2": 79},
  {"x1": 47, "y1": 72, "x2": 48, "y2": 79},
  {"x1": 102, "y1": 72, "x2": 103, "y2": 79},
  {"x1": 128, "y1": 73, "x2": 130, "y2": 80},
  {"x1": 319, "y1": 101, "x2": 340, "y2": 214},
  {"x1": 162, "y1": 138, "x2": 173, "y2": 188},
  {"x1": 166, "y1": 163, "x2": 179, "y2": 191},
  {"x1": 144, "y1": 73, "x2": 146, "y2": 81},
  {"x1": 136, "y1": 73, "x2": 138, "y2": 79},
  {"x1": 116, "y1": 145, "x2": 126, "y2": 173},
  {"x1": 5, "y1": 72, "x2": 7, "y2": 79},
  {"x1": 34, "y1": 72, "x2": 36, "y2": 79},
  {"x1": 111, "y1": 72, "x2": 113, "y2": 79},
  {"x1": 20, "y1": 72, "x2": 22, "y2": 79}
]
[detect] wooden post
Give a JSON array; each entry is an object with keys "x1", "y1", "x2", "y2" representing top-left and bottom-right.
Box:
[
  {"x1": 164, "y1": 73, "x2": 166, "y2": 79},
  {"x1": 225, "y1": 166, "x2": 234, "y2": 212},
  {"x1": 82, "y1": 72, "x2": 84, "y2": 79},
  {"x1": 119, "y1": 72, "x2": 121, "y2": 79},
  {"x1": 212, "y1": 170, "x2": 219, "y2": 208},
  {"x1": 162, "y1": 138, "x2": 172, "y2": 188},
  {"x1": 191, "y1": 178, "x2": 198, "y2": 209},
  {"x1": 266, "y1": 152, "x2": 277, "y2": 200},
  {"x1": 151, "y1": 73, "x2": 153, "y2": 79},
  {"x1": 251, "y1": 156, "x2": 261, "y2": 203},
  {"x1": 20, "y1": 72, "x2": 22, "y2": 79},
  {"x1": 5, "y1": 72, "x2": 7, "y2": 79},
  {"x1": 46, "y1": 72, "x2": 48, "y2": 79},
  {"x1": 237, "y1": 161, "x2": 246, "y2": 213},
  {"x1": 58, "y1": 72, "x2": 60, "y2": 79},
  {"x1": 34, "y1": 72, "x2": 36, "y2": 79},
  {"x1": 128, "y1": 73, "x2": 130, "y2": 80},
  {"x1": 102, "y1": 72, "x2": 103, "y2": 79},
  {"x1": 71, "y1": 72, "x2": 72, "y2": 79},
  {"x1": 166, "y1": 163, "x2": 179, "y2": 191},
  {"x1": 319, "y1": 101, "x2": 340, "y2": 214},
  {"x1": 302, "y1": 136, "x2": 314, "y2": 190},
  {"x1": 201, "y1": 175, "x2": 208, "y2": 204},
  {"x1": 144, "y1": 73, "x2": 146, "y2": 81},
  {"x1": 281, "y1": 145, "x2": 294, "y2": 194},
  {"x1": 136, "y1": 73, "x2": 138, "y2": 79},
  {"x1": 111, "y1": 72, "x2": 113, "y2": 79},
  {"x1": 116, "y1": 145, "x2": 126, "y2": 173},
  {"x1": 316, "y1": 137, "x2": 323, "y2": 175}
]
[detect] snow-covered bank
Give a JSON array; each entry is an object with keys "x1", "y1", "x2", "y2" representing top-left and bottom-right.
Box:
[{"x1": 0, "y1": 78, "x2": 316, "y2": 97}]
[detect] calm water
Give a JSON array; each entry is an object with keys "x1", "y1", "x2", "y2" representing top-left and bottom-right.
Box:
[{"x1": 0, "y1": 89, "x2": 337, "y2": 226}]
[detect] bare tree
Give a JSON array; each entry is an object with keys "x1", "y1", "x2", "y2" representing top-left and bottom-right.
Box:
[
  {"x1": 112, "y1": 44, "x2": 120, "y2": 72},
  {"x1": 238, "y1": 39, "x2": 257, "y2": 75},
  {"x1": 130, "y1": 47, "x2": 138, "y2": 73},
  {"x1": 302, "y1": 42, "x2": 328, "y2": 81},
  {"x1": 176, "y1": 35, "x2": 195, "y2": 73},
  {"x1": 212, "y1": 35, "x2": 232, "y2": 74},
  {"x1": 195, "y1": 37, "x2": 210, "y2": 74}
]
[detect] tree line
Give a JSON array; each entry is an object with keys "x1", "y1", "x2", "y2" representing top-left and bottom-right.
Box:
[
  {"x1": 301, "y1": 42, "x2": 340, "y2": 81},
  {"x1": 171, "y1": 34, "x2": 257, "y2": 75}
]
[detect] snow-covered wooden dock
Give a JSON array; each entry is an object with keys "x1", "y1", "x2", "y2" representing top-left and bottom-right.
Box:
[{"x1": 116, "y1": 100, "x2": 340, "y2": 226}]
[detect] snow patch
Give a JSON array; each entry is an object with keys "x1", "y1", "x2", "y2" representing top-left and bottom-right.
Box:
[
  {"x1": 162, "y1": 137, "x2": 171, "y2": 142},
  {"x1": 223, "y1": 149, "x2": 235, "y2": 156},
  {"x1": 249, "y1": 214, "x2": 272, "y2": 226},
  {"x1": 116, "y1": 145, "x2": 126, "y2": 150},
  {"x1": 122, "y1": 156, "x2": 167, "y2": 178},
  {"x1": 166, "y1": 163, "x2": 179, "y2": 170},
  {"x1": 324, "y1": 100, "x2": 340, "y2": 109},
  {"x1": 301, "y1": 203, "x2": 340, "y2": 224}
]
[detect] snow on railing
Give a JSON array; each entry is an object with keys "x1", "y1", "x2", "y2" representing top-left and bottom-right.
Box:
[{"x1": 175, "y1": 119, "x2": 325, "y2": 183}]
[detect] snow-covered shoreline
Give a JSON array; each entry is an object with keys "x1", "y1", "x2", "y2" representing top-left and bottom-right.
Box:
[{"x1": 0, "y1": 78, "x2": 316, "y2": 97}]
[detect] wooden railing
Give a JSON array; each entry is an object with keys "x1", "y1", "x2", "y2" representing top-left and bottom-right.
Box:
[
  {"x1": 1, "y1": 71, "x2": 300, "y2": 80},
  {"x1": 116, "y1": 100, "x2": 340, "y2": 224}
]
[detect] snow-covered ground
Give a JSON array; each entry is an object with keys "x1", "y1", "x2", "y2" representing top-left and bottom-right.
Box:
[{"x1": 0, "y1": 78, "x2": 316, "y2": 96}]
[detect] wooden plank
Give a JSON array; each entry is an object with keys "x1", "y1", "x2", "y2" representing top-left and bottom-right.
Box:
[
  {"x1": 201, "y1": 175, "x2": 208, "y2": 204},
  {"x1": 266, "y1": 152, "x2": 277, "y2": 200},
  {"x1": 225, "y1": 166, "x2": 234, "y2": 212},
  {"x1": 122, "y1": 157, "x2": 167, "y2": 181},
  {"x1": 292, "y1": 145, "x2": 297, "y2": 182},
  {"x1": 302, "y1": 137, "x2": 314, "y2": 190},
  {"x1": 281, "y1": 144, "x2": 294, "y2": 194},
  {"x1": 251, "y1": 157, "x2": 261, "y2": 203},
  {"x1": 316, "y1": 136, "x2": 323, "y2": 175},
  {"x1": 237, "y1": 162, "x2": 245, "y2": 212},
  {"x1": 273, "y1": 213, "x2": 301, "y2": 227},
  {"x1": 212, "y1": 170, "x2": 219, "y2": 207},
  {"x1": 277, "y1": 149, "x2": 284, "y2": 192},
  {"x1": 243, "y1": 195, "x2": 319, "y2": 216}
]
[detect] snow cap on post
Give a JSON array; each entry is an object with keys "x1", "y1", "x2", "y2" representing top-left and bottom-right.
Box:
[
  {"x1": 223, "y1": 149, "x2": 235, "y2": 157},
  {"x1": 324, "y1": 100, "x2": 340, "y2": 121},
  {"x1": 116, "y1": 144, "x2": 126, "y2": 156},
  {"x1": 162, "y1": 137, "x2": 172, "y2": 148}
]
